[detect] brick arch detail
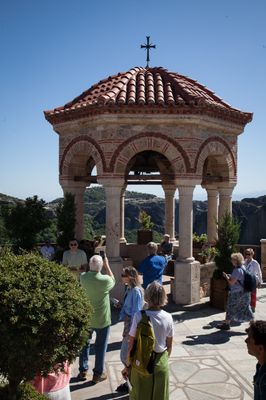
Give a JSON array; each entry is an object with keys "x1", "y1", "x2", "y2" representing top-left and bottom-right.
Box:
[
  {"x1": 60, "y1": 136, "x2": 106, "y2": 176},
  {"x1": 109, "y1": 132, "x2": 191, "y2": 175},
  {"x1": 194, "y1": 137, "x2": 236, "y2": 177}
]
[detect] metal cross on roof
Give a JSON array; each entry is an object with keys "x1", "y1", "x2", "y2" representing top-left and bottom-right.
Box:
[{"x1": 140, "y1": 36, "x2": 156, "y2": 68}]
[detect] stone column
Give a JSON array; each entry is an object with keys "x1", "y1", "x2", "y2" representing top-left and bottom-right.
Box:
[
  {"x1": 205, "y1": 186, "x2": 218, "y2": 244},
  {"x1": 178, "y1": 185, "x2": 195, "y2": 262},
  {"x1": 120, "y1": 186, "x2": 127, "y2": 243},
  {"x1": 98, "y1": 178, "x2": 125, "y2": 301},
  {"x1": 163, "y1": 185, "x2": 176, "y2": 241},
  {"x1": 60, "y1": 180, "x2": 87, "y2": 241},
  {"x1": 173, "y1": 182, "x2": 200, "y2": 305},
  {"x1": 218, "y1": 185, "x2": 235, "y2": 221}
]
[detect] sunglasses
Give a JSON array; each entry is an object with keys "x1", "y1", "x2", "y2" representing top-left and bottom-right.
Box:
[
  {"x1": 121, "y1": 274, "x2": 128, "y2": 278},
  {"x1": 70, "y1": 243, "x2": 78, "y2": 247},
  {"x1": 245, "y1": 253, "x2": 251, "y2": 256}
]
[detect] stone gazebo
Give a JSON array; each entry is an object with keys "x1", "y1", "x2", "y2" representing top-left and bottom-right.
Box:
[{"x1": 44, "y1": 66, "x2": 252, "y2": 304}]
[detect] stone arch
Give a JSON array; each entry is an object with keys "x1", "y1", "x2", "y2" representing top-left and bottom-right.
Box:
[
  {"x1": 60, "y1": 136, "x2": 106, "y2": 176},
  {"x1": 110, "y1": 132, "x2": 191, "y2": 176},
  {"x1": 194, "y1": 137, "x2": 236, "y2": 179}
]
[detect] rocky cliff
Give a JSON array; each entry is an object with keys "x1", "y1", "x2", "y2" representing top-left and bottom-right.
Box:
[{"x1": 1, "y1": 190, "x2": 266, "y2": 245}]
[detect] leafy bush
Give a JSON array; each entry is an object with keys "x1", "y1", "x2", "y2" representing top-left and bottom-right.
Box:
[
  {"x1": 193, "y1": 233, "x2": 207, "y2": 246},
  {"x1": 213, "y1": 212, "x2": 240, "y2": 278},
  {"x1": 0, "y1": 250, "x2": 92, "y2": 399},
  {"x1": 0, "y1": 383, "x2": 47, "y2": 400}
]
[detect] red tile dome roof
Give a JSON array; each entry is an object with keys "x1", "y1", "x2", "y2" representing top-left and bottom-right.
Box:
[{"x1": 44, "y1": 67, "x2": 252, "y2": 125}]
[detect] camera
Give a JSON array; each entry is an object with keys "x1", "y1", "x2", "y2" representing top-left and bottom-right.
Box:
[{"x1": 99, "y1": 250, "x2": 106, "y2": 259}]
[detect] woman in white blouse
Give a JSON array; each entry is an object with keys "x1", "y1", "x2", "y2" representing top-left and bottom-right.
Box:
[{"x1": 244, "y1": 248, "x2": 263, "y2": 312}]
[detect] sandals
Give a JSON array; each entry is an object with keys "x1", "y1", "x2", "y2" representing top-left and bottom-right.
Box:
[{"x1": 217, "y1": 322, "x2": 230, "y2": 331}]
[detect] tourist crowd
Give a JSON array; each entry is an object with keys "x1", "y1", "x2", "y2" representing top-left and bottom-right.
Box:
[{"x1": 35, "y1": 239, "x2": 265, "y2": 400}]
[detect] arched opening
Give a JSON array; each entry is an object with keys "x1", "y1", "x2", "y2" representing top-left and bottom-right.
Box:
[
  {"x1": 202, "y1": 155, "x2": 230, "y2": 185},
  {"x1": 125, "y1": 150, "x2": 175, "y2": 185}
]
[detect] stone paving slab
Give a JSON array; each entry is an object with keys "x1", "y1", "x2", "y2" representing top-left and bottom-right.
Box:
[{"x1": 70, "y1": 283, "x2": 266, "y2": 400}]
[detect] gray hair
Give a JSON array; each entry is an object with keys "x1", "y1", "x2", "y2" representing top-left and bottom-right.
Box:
[
  {"x1": 89, "y1": 255, "x2": 103, "y2": 272},
  {"x1": 231, "y1": 252, "x2": 244, "y2": 266},
  {"x1": 147, "y1": 242, "x2": 158, "y2": 255},
  {"x1": 144, "y1": 281, "x2": 168, "y2": 307}
]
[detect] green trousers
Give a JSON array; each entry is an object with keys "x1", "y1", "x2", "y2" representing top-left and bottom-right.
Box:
[{"x1": 130, "y1": 351, "x2": 169, "y2": 400}]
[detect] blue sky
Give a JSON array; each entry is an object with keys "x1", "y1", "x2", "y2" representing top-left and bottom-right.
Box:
[{"x1": 0, "y1": 0, "x2": 265, "y2": 202}]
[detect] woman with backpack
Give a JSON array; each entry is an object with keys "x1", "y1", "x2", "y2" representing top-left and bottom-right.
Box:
[
  {"x1": 217, "y1": 252, "x2": 254, "y2": 331},
  {"x1": 244, "y1": 248, "x2": 263, "y2": 312},
  {"x1": 122, "y1": 281, "x2": 174, "y2": 400}
]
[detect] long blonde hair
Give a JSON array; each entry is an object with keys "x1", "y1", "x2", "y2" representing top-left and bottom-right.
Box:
[{"x1": 122, "y1": 266, "x2": 141, "y2": 288}]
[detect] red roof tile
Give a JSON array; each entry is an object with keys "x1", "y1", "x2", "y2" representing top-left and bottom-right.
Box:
[{"x1": 44, "y1": 67, "x2": 252, "y2": 125}]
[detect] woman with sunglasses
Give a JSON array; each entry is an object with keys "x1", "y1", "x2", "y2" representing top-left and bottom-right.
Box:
[
  {"x1": 116, "y1": 267, "x2": 144, "y2": 393},
  {"x1": 244, "y1": 248, "x2": 263, "y2": 312},
  {"x1": 62, "y1": 239, "x2": 88, "y2": 280}
]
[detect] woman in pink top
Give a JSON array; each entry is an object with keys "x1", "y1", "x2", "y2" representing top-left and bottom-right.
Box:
[{"x1": 32, "y1": 362, "x2": 71, "y2": 400}]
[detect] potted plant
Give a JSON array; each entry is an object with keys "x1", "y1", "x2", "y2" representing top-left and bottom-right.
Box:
[
  {"x1": 193, "y1": 233, "x2": 208, "y2": 260},
  {"x1": 193, "y1": 233, "x2": 207, "y2": 248},
  {"x1": 137, "y1": 210, "x2": 154, "y2": 245},
  {"x1": 210, "y1": 211, "x2": 240, "y2": 310},
  {"x1": 198, "y1": 245, "x2": 219, "y2": 264}
]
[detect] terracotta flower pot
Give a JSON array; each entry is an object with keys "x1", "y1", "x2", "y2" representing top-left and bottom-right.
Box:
[{"x1": 210, "y1": 277, "x2": 228, "y2": 311}]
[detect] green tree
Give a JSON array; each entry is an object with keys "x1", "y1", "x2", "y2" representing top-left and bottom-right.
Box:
[
  {"x1": 83, "y1": 214, "x2": 94, "y2": 239},
  {"x1": 2, "y1": 196, "x2": 49, "y2": 250},
  {"x1": 213, "y1": 211, "x2": 241, "y2": 278},
  {"x1": 56, "y1": 192, "x2": 76, "y2": 248},
  {"x1": 0, "y1": 250, "x2": 92, "y2": 400}
]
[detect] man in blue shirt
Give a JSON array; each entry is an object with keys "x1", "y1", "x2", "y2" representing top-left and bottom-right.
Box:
[{"x1": 138, "y1": 242, "x2": 167, "y2": 289}]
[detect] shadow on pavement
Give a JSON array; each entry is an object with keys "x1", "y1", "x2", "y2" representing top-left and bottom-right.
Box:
[
  {"x1": 107, "y1": 341, "x2": 122, "y2": 352},
  {"x1": 183, "y1": 330, "x2": 246, "y2": 346},
  {"x1": 84, "y1": 394, "x2": 128, "y2": 400}
]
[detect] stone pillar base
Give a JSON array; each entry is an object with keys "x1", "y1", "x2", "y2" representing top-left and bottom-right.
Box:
[
  {"x1": 109, "y1": 258, "x2": 124, "y2": 302},
  {"x1": 172, "y1": 260, "x2": 201, "y2": 305}
]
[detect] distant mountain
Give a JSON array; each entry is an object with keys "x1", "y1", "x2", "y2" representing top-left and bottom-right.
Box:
[{"x1": 1, "y1": 189, "x2": 266, "y2": 245}]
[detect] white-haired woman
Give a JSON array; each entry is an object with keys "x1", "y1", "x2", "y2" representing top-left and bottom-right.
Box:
[
  {"x1": 116, "y1": 267, "x2": 144, "y2": 393},
  {"x1": 218, "y1": 252, "x2": 254, "y2": 330},
  {"x1": 160, "y1": 234, "x2": 173, "y2": 262},
  {"x1": 122, "y1": 281, "x2": 173, "y2": 400}
]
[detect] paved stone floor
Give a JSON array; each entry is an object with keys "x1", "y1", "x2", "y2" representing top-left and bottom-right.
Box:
[{"x1": 70, "y1": 280, "x2": 266, "y2": 400}]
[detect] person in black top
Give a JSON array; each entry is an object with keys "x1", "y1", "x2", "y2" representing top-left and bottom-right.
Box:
[{"x1": 245, "y1": 320, "x2": 266, "y2": 400}]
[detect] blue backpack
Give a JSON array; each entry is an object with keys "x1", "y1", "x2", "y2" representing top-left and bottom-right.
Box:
[{"x1": 240, "y1": 266, "x2": 257, "y2": 292}]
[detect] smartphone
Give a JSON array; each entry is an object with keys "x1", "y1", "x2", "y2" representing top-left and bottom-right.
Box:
[{"x1": 100, "y1": 250, "x2": 105, "y2": 259}]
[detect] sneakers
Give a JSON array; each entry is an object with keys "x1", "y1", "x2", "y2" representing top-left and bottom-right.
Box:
[
  {"x1": 92, "y1": 373, "x2": 107, "y2": 384},
  {"x1": 217, "y1": 322, "x2": 230, "y2": 331},
  {"x1": 77, "y1": 371, "x2": 88, "y2": 381},
  {"x1": 116, "y1": 382, "x2": 129, "y2": 393}
]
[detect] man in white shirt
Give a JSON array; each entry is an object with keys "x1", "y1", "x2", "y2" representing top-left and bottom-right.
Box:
[
  {"x1": 62, "y1": 239, "x2": 88, "y2": 279},
  {"x1": 40, "y1": 240, "x2": 55, "y2": 261}
]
